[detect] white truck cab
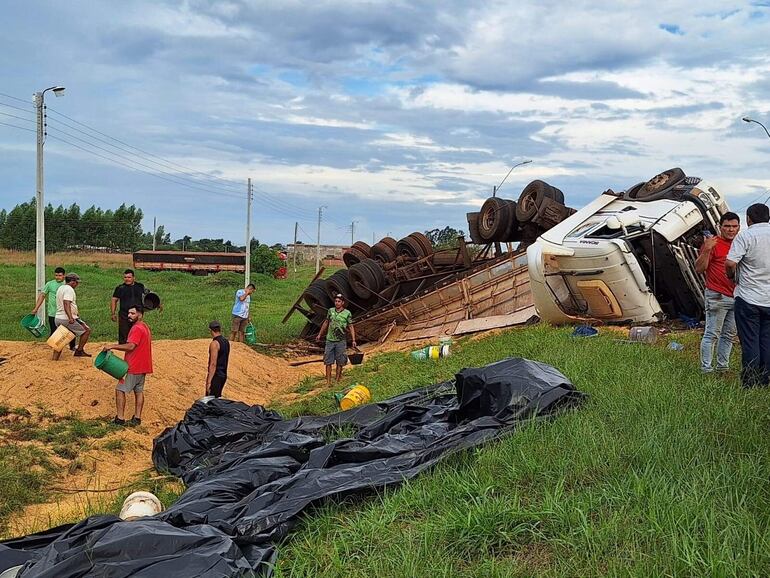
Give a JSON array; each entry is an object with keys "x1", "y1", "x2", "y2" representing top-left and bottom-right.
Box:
[{"x1": 527, "y1": 169, "x2": 729, "y2": 324}]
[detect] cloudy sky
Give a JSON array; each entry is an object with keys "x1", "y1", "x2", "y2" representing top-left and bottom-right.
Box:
[{"x1": 1, "y1": 1, "x2": 769, "y2": 246}]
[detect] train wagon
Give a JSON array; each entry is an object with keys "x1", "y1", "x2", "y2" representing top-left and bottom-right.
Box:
[{"x1": 132, "y1": 251, "x2": 246, "y2": 274}]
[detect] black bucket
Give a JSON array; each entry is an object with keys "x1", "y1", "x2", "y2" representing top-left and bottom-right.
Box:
[
  {"x1": 349, "y1": 351, "x2": 364, "y2": 365},
  {"x1": 143, "y1": 292, "x2": 161, "y2": 311}
]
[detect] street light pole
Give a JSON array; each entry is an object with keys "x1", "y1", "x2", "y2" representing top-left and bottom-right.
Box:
[
  {"x1": 743, "y1": 117, "x2": 770, "y2": 139},
  {"x1": 34, "y1": 85, "x2": 65, "y2": 324},
  {"x1": 493, "y1": 159, "x2": 532, "y2": 197}
]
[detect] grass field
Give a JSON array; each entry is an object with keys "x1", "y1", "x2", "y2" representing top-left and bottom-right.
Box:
[
  {"x1": 0, "y1": 262, "x2": 320, "y2": 344},
  {"x1": 3, "y1": 257, "x2": 770, "y2": 576}
]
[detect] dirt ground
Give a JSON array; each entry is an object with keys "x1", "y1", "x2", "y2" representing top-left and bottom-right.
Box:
[{"x1": 0, "y1": 338, "x2": 319, "y2": 535}]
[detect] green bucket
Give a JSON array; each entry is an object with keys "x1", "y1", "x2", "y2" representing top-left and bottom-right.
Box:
[
  {"x1": 94, "y1": 351, "x2": 129, "y2": 380},
  {"x1": 20, "y1": 314, "x2": 47, "y2": 338}
]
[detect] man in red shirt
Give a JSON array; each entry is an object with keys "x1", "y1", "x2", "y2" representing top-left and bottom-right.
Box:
[
  {"x1": 102, "y1": 304, "x2": 153, "y2": 426},
  {"x1": 695, "y1": 212, "x2": 740, "y2": 373}
]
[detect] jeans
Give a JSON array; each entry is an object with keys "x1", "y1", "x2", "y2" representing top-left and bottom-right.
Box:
[
  {"x1": 734, "y1": 297, "x2": 770, "y2": 388},
  {"x1": 700, "y1": 289, "x2": 736, "y2": 372}
]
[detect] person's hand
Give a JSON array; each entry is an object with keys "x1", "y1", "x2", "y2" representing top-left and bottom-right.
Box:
[
  {"x1": 68, "y1": 317, "x2": 75, "y2": 325},
  {"x1": 703, "y1": 235, "x2": 718, "y2": 251},
  {"x1": 111, "y1": 313, "x2": 117, "y2": 322},
  {"x1": 31, "y1": 308, "x2": 38, "y2": 315},
  {"x1": 102, "y1": 345, "x2": 110, "y2": 352},
  {"x1": 316, "y1": 333, "x2": 322, "y2": 341},
  {"x1": 351, "y1": 341, "x2": 357, "y2": 349}
]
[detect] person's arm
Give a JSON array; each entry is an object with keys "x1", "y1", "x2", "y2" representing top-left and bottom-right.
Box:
[
  {"x1": 32, "y1": 290, "x2": 46, "y2": 314},
  {"x1": 205, "y1": 340, "x2": 219, "y2": 393},
  {"x1": 316, "y1": 319, "x2": 329, "y2": 341},
  {"x1": 103, "y1": 341, "x2": 137, "y2": 353},
  {"x1": 63, "y1": 300, "x2": 75, "y2": 324},
  {"x1": 695, "y1": 236, "x2": 717, "y2": 274},
  {"x1": 349, "y1": 322, "x2": 357, "y2": 348},
  {"x1": 725, "y1": 232, "x2": 747, "y2": 282},
  {"x1": 110, "y1": 297, "x2": 119, "y2": 321}
]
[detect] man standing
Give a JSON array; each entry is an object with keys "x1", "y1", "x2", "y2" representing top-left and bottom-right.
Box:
[
  {"x1": 111, "y1": 269, "x2": 145, "y2": 344},
  {"x1": 726, "y1": 203, "x2": 770, "y2": 388},
  {"x1": 695, "y1": 212, "x2": 740, "y2": 373},
  {"x1": 205, "y1": 320, "x2": 230, "y2": 398},
  {"x1": 316, "y1": 293, "x2": 357, "y2": 386},
  {"x1": 103, "y1": 305, "x2": 153, "y2": 426},
  {"x1": 31, "y1": 266, "x2": 75, "y2": 352},
  {"x1": 54, "y1": 273, "x2": 92, "y2": 360},
  {"x1": 231, "y1": 283, "x2": 255, "y2": 342}
]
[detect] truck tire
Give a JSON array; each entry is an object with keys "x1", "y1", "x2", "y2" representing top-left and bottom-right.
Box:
[
  {"x1": 636, "y1": 168, "x2": 685, "y2": 199},
  {"x1": 372, "y1": 242, "x2": 397, "y2": 263},
  {"x1": 396, "y1": 236, "x2": 427, "y2": 260},
  {"x1": 363, "y1": 258, "x2": 387, "y2": 289},
  {"x1": 409, "y1": 232, "x2": 434, "y2": 256},
  {"x1": 342, "y1": 247, "x2": 367, "y2": 268},
  {"x1": 351, "y1": 241, "x2": 371, "y2": 257},
  {"x1": 479, "y1": 197, "x2": 510, "y2": 241},
  {"x1": 379, "y1": 236, "x2": 398, "y2": 252},
  {"x1": 501, "y1": 199, "x2": 521, "y2": 242},
  {"x1": 302, "y1": 279, "x2": 332, "y2": 310},
  {"x1": 349, "y1": 261, "x2": 378, "y2": 299},
  {"x1": 516, "y1": 180, "x2": 561, "y2": 222}
]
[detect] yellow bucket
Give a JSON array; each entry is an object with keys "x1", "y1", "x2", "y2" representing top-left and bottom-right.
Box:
[
  {"x1": 47, "y1": 325, "x2": 75, "y2": 351},
  {"x1": 339, "y1": 385, "x2": 371, "y2": 410}
]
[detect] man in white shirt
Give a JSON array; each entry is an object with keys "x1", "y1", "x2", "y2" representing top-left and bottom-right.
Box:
[
  {"x1": 54, "y1": 273, "x2": 93, "y2": 360},
  {"x1": 726, "y1": 203, "x2": 770, "y2": 388}
]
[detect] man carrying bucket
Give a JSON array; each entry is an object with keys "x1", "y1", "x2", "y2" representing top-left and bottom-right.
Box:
[
  {"x1": 316, "y1": 293, "x2": 357, "y2": 386},
  {"x1": 31, "y1": 266, "x2": 75, "y2": 352},
  {"x1": 102, "y1": 305, "x2": 153, "y2": 426},
  {"x1": 54, "y1": 273, "x2": 92, "y2": 360},
  {"x1": 230, "y1": 283, "x2": 255, "y2": 342}
]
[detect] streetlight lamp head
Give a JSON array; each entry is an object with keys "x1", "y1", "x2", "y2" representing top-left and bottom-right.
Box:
[
  {"x1": 742, "y1": 117, "x2": 753, "y2": 123},
  {"x1": 52, "y1": 87, "x2": 66, "y2": 97}
]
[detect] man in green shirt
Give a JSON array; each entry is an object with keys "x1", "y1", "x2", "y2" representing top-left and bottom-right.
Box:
[
  {"x1": 31, "y1": 267, "x2": 74, "y2": 350},
  {"x1": 316, "y1": 293, "x2": 357, "y2": 385}
]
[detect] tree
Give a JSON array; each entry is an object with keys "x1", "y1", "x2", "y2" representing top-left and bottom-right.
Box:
[{"x1": 424, "y1": 226, "x2": 465, "y2": 249}]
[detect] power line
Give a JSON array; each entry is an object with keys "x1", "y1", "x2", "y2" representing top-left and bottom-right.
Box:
[
  {"x1": 0, "y1": 111, "x2": 35, "y2": 124},
  {"x1": 0, "y1": 100, "x2": 35, "y2": 115},
  {"x1": 0, "y1": 120, "x2": 35, "y2": 133},
  {"x1": 0, "y1": 92, "x2": 33, "y2": 106}
]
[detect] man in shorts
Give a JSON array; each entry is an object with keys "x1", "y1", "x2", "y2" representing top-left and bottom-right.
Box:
[
  {"x1": 205, "y1": 320, "x2": 230, "y2": 398},
  {"x1": 31, "y1": 266, "x2": 75, "y2": 351},
  {"x1": 102, "y1": 305, "x2": 153, "y2": 426},
  {"x1": 316, "y1": 294, "x2": 357, "y2": 386},
  {"x1": 53, "y1": 273, "x2": 92, "y2": 360},
  {"x1": 231, "y1": 283, "x2": 255, "y2": 342}
]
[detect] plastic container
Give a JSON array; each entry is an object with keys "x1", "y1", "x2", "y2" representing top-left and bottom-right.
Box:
[
  {"x1": 94, "y1": 351, "x2": 129, "y2": 380},
  {"x1": 336, "y1": 385, "x2": 371, "y2": 410},
  {"x1": 20, "y1": 314, "x2": 47, "y2": 338},
  {"x1": 244, "y1": 323, "x2": 257, "y2": 345},
  {"x1": 349, "y1": 350, "x2": 364, "y2": 365},
  {"x1": 47, "y1": 325, "x2": 75, "y2": 351},
  {"x1": 629, "y1": 326, "x2": 658, "y2": 344},
  {"x1": 410, "y1": 344, "x2": 450, "y2": 361},
  {"x1": 143, "y1": 292, "x2": 161, "y2": 311},
  {"x1": 439, "y1": 336, "x2": 453, "y2": 346},
  {"x1": 119, "y1": 491, "x2": 163, "y2": 521}
]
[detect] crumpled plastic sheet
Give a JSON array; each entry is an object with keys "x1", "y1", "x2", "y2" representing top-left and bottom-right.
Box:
[{"x1": 1, "y1": 358, "x2": 585, "y2": 577}]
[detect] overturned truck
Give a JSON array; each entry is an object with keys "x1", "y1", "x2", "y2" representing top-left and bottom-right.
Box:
[{"x1": 528, "y1": 168, "x2": 729, "y2": 324}]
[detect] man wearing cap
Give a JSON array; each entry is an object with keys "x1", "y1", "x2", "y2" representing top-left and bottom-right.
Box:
[
  {"x1": 205, "y1": 320, "x2": 230, "y2": 398},
  {"x1": 102, "y1": 304, "x2": 153, "y2": 426},
  {"x1": 31, "y1": 266, "x2": 75, "y2": 352},
  {"x1": 54, "y1": 273, "x2": 92, "y2": 360},
  {"x1": 316, "y1": 293, "x2": 357, "y2": 385}
]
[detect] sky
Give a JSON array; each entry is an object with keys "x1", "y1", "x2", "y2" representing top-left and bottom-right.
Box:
[{"x1": 1, "y1": 0, "x2": 769, "y2": 247}]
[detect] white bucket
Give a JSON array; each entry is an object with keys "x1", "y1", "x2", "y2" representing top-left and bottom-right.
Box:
[
  {"x1": 0, "y1": 566, "x2": 22, "y2": 578},
  {"x1": 119, "y1": 491, "x2": 163, "y2": 521},
  {"x1": 199, "y1": 395, "x2": 216, "y2": 404}
]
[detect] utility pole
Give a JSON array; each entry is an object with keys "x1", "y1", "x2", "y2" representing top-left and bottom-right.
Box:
[
  {"x1": 372, "y1": 231, "x2": 375, "y2": 244},
  {"x1": 315, "y1": 206, "x2": 325, "y2": 274},
  {"x1": 152, "y1": 217, "x2": 157, "y2": 251},
  {"x1": 245, "y1": 178, "x2": 252, "y2": 286},
  {"x1": 293, "y1": 221, "x2": 298, "y2": 273},
  {"x1": 34, "y1": 85, "x2": 65, "y2": 325},
  {"x1": 350, "y1": 221, "x2": 356, "y2": 246}
]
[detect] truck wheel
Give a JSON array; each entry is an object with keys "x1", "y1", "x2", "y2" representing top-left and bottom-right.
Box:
[
  {"x1": 408, "y1": 232, "x2": 434, "y2": 256},
  {"x1": 515, "y1": 180, "x2": 560, "y2": 222},
  {"x1": 396, "y1": 236, "x2": 427, "y2": 260},
  {"x1": 479, "y1": 197, "x2": 510, "y2": 241},
  {"x1": 636, "y1": 168, "x2": 685, "y2": 198},
  {"x1": 372, "y1": 242, "x2": 397, "y2": 263}
]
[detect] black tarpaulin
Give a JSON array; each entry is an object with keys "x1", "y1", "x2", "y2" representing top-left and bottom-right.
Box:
[{"x1": 1, "y1": 358, "x2": 585, "y2": 577}]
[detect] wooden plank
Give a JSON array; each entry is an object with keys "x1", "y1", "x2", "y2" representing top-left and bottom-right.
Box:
[{"x1": 453, "y1": 306, "x2": 539, "y2": 335}]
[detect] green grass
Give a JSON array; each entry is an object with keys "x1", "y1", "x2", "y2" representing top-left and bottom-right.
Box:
[
  {"x1": 271, "y1": 326, "x2": 770, "y2": 577},
  {"x1": 0, "y1": 444, "x2": 56, "y2": 532},
  {"x1": 0, "y1": 263, "x2": 323, "y2": 343}
]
